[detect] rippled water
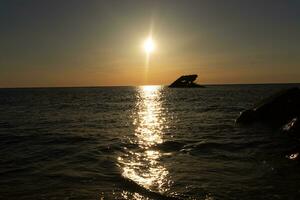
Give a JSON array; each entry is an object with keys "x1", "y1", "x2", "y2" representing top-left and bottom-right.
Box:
[{"x1": 1, "y1": 84, "x2": 300, "y2": 200}]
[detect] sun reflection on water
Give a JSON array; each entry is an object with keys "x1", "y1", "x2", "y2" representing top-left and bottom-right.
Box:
[
  {"x1": 118, "y1": 85, "x2": 171, "y2": 196},
  {"x1": 134, "y1": 86, "x2": 165, "y2": 148}
]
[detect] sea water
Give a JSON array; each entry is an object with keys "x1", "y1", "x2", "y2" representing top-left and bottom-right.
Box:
[{"x1": 1, "y1": 84, "x2": 300, "y2": 200}]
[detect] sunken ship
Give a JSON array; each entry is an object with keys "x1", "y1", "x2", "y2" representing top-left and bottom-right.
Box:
[{"x1": 169, "y1": 74, "x2": 204, "y2": 88}]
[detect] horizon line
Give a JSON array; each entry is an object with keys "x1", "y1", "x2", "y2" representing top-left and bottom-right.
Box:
[{"x1": 0, "y1": 82, "x2": 300, "y2": 89}]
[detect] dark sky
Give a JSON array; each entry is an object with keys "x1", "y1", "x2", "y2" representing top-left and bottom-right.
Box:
[{"x1": 0, "y1": 0, "x2": 299, "y2": 87}]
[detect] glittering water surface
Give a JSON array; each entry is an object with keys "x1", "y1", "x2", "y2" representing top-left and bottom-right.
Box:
[
  {"x1": 1, "y1": 84, "x2": 300, "y2": 200},
  {"x1": 119, "y1": 86, "x2": 170, "y2": 193}
]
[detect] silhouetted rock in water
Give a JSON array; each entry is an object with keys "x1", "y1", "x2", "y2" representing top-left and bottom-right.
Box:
[
  {"x1": 282, "y1": 117, "x2": 300, "y2": 139},
  {"x1": 236, "y1": 87, "x2": 300, "y2": 126},
  {"x1": 169, "y1": 74, "x2": 204, "y2": 88},
  {"x1": 285, "y1": 146, "x2": 300, "y2": 161},
  {"x1": 282, "y1": 118, "x2": 300, "y2": 160}
]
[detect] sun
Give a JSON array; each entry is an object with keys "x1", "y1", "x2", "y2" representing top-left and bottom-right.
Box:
[{"x1": 143, "y1": 37, "x2": 155, "y2": 54}]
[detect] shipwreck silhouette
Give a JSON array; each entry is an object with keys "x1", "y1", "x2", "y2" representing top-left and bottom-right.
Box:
[{"x1": 169, "y1": 74, "x2": 204, "y2": 88}]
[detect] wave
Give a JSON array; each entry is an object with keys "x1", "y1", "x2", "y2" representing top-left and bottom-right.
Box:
[{"x1": 117, "y1": 175, "x2": 184, "y2": 200}]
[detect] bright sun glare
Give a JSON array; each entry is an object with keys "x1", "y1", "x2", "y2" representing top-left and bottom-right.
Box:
[{"x1": 143, "y1": 37, "x2": 155, "y2": 54}]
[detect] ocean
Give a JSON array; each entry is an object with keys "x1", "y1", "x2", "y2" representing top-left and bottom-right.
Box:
[{"x1": 1, "y1": 84, "x2": 300, "y2": 200}]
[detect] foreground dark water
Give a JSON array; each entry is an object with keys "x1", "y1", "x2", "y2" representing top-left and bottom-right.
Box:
[{"x1": 1, "y1": 84, "x2": 300, "y2": 200}]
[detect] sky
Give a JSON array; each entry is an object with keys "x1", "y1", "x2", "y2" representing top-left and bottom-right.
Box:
[{"x1": 0, "y1": 0, "x2": 299, "y2": 87}]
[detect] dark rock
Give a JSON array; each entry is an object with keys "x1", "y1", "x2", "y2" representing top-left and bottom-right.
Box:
[
  {"x1": 286, "y1": 151, "x2": 300, "y2": 161},
  {"x1": 169, "y1": 74, "x2": 204, "y2": 88},
  {"x1": 282, "y1": 117, "x2": 300, "y2": 138},
  {"x1": 236, "y1": 87, "x2": 300, "y2": 126},
  {"x1": 285, "y1": 145, "x2": 300, "y2": 161},
  {"x1": 235, "y1": 109, "x2": 257, "y2": 124}
]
